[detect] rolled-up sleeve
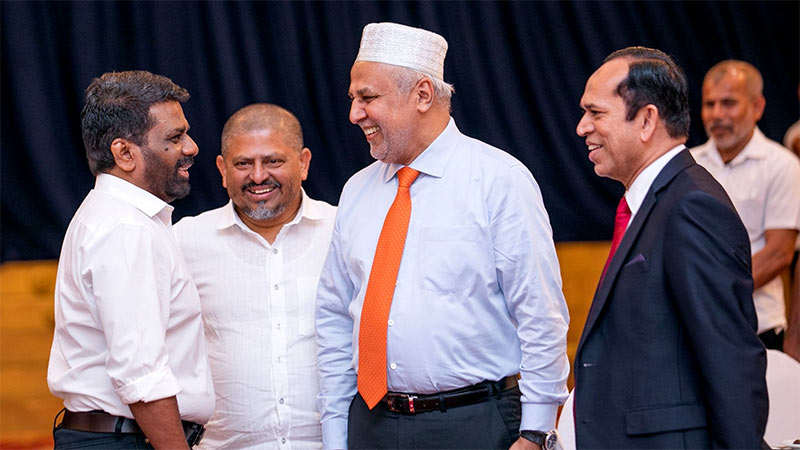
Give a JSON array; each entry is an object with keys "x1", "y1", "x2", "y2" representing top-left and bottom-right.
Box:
[{"x1": 88, "y1": 223, "x2": 181, "y2": 405}]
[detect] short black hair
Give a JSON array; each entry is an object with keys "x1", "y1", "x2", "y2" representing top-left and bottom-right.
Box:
[
  {"x1": 81, "y1": 71, "x2": 189, "y2": 175},
  {"x1": 603, "y1": 47, "x2": 690, "y2": 139}
]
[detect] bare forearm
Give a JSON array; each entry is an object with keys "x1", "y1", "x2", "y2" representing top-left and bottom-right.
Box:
[
  {"x1": 129, "y1": 396, "x2": 189, "y2": 450},
  {"x1": 751, "y1": 229, "x2": 797, "y2": 289},
  {"x1": 785, "y1": 262, "x2": 800, "y2": 362}
]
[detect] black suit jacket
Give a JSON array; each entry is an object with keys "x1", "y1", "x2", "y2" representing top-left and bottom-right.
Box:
[{"x1": 574, "y1": 150, "x2": 768, "y2": 449}]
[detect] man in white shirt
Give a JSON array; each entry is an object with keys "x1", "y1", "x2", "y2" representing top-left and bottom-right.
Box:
[
  {"x1": 315, "y1": 23, "x2": 569, "y2": 450},
  {"x1": 574, "y1": 47, "x2": 768, "y2": 448},
  {"x1": 174, "y1": 104, "x2": 336, "y2": 449},
  {"x1": 690, "y1": 60, "x2": 800, "y2": 350},
  {"x1": 48, "y1": 70, "x2": 215, "y2": 449}
]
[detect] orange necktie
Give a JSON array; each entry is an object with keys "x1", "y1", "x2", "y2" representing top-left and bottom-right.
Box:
[{"x1": 358, "y1": 167, "x2": 420, "y2": 409}]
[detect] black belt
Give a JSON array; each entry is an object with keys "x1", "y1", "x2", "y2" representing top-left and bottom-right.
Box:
[
  {"x1": 59, "y1": 409, "x2": 205, "y2": 447},
  {"x1": 380, "y1": 374, "x2": 519, "y2": 414}
]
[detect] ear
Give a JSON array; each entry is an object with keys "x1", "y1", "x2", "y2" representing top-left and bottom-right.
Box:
[
  {"x1": 414, "y1": 77, "x2": 435, "y2": 113},
  {"x1": 638, "y1": 105, "x2": 659, "y2": 142},
  {"x1": 752, "y1": 95, "x2": 766, "y2": 122},
  {"x1": 110, "y1": 138, "x2": 137, "y2": 173},
  {"x1": 299, "y1": 148, "x2": 312, "y2": 181},
  {"x1": 216, "y1": 154, "x2": 228, "y2": 189}
]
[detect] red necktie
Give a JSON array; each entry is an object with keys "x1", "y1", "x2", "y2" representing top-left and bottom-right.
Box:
[
  {"x1": 600, "y1": 197, "x2": 631, "y2": 282},
  {"x1": 358, "y1": 167, "x2": 420, "y2": 409}
]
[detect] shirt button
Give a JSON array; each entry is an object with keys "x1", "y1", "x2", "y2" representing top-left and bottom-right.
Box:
[
  {"x1": 276, "y1": 322, "x2": 282, "y2": 329},
  {"x1": 273, "y1": 284, "x2": 279, "y2": 290},
  {"x1": 281, "y1": 437, "x2": 286, "y2": 444},
  {"x1": 277, "y1": 356, "x2": 282, "y2": 363},
  {"x1": 272, "y1": 248, "x2": 279, "y2": 254},
  {"x1": 387, "y1": 319, "x2": 394, "y2": 326},
  {"x1": 279, "y1": 398, "x2": 285, "y2": 404},
  {"x1": 390, "y1": 363, "x2": 397, "y2": 370}
]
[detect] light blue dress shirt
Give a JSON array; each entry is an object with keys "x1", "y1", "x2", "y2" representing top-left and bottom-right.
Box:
[{"x1": 315, "y1": 119, "x2": 570, "y2": 449}]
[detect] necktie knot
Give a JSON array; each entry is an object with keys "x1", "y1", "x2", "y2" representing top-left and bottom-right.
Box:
[{"x1": 396, "y1": 167, "x2": 419, "y2": 189}]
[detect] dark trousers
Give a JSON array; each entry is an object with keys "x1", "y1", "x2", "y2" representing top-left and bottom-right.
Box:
[
  {"x1": 347, "y1": 385, "x2": 521, "y2": 449},
  {"x1": 53, "y1": 427, "x2": 154, "y2": 449},
  {"x1": 759, "y1": 328, "x2": 784, "y2": 351}
]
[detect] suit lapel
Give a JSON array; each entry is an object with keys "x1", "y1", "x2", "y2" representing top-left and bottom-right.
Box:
[{"x1": 577, "y1": 149, "x2": 695, "y2": 352}]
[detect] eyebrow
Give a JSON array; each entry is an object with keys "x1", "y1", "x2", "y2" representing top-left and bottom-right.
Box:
[
  {"x1": 167, "y1": 125, "x2": 188, "y2": 136},
  {"x1": 355, "y1": 87, "x2": 376, "y2": 96}
]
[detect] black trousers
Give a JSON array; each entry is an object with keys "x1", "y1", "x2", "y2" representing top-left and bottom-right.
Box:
[
  {"x1": 758, "y1": 327, "x2": 784, "y2": 351},
  {"x1": 347, "y1": 385, "x2": 521, "y2": 449},
  {"x1": 53, "y1": 427, "x2": 154, "y2": 450}
]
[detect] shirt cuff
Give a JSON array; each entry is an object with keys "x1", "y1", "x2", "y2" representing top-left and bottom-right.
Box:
[
  {"x1": 114, "y1": 366, "x2": 181, "y2": 405},
  {"x1": 520, "y1": 402, "x2": 559, "y2": 431},
  {"x1": 322, "y1": 417, "x2": 348, "y2": 450}
]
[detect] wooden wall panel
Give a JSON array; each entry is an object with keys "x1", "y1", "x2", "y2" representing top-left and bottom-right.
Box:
[{"x1": 0, "y1": 244, "x2": 607, "y2": 446}]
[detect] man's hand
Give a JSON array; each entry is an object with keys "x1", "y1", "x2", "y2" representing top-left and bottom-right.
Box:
[
  {"x1": 129, "y1": 396, "x2": 189, "y2": 449},
  {"x1": 510, "y1": 436, "x2": 542, "y2": 450}
]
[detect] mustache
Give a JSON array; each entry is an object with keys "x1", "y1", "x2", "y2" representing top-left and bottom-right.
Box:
[
  {"x1": 175, "y1": 156, "x2": 194, "y2": 168},
  {"x1": 707, "y1": 121, "x2": 732, "y2": 131},
  {"x1": 242, "y1": 180, "x2": 281, "y2": 192}
]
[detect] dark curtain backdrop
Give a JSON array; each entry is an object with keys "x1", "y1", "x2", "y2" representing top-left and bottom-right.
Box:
[{"x1": 2, "y1": 1, "x2": 798, "y2": 261}]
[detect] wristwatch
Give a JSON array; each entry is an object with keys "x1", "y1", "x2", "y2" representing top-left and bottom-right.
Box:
[{"x1": 520, "y1": 430, "x2": 558, "y2": 449}]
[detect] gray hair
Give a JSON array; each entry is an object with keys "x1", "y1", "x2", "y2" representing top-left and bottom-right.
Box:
[
  {"x1": 704, "y1": 60, "x2": 763, "y2": 100},
  {"x1": 392, "y1": 66, "x2": 455, "y2": 108}
]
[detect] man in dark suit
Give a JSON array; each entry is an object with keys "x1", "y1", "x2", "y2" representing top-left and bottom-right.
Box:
[{"x1": 573, "y1": 47, "x2": 768, "y2": 449}]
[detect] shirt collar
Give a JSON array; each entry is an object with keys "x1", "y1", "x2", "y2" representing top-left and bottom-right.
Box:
[
  {"x1": 697, "y1": 126, "x2": 768, "y2": 167},
  {"x1": 728, "y1": 126, "x2": 769, "y2": 164},
  {"x1": 625, "y1": 144, "x2": 685, "y2": 216},
  {"x1": 95, "y1": 173, "x2": 173, "y2": 223},
  {"x1": 215, "y1": 188, "x2": 320, "y2": 232},
  {"x1": 380, "y1": 117, "x2": 459, "y2": 183}
]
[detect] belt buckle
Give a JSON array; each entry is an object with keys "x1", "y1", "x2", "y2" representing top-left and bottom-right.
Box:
[{"x1": 385, "y1": 393, "x2": 417, "y2": 413}]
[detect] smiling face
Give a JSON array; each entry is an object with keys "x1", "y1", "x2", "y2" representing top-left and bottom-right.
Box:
[
  {"x1": 217, "y1": 129, "x2": 310, "y2": 231},
  {"x1": 348, "y1": 62, "x2": 421, "y2": 165},
  {"x1": 139, "y1": 101, "x2": 198, "y2": 202},
  {"x1": 576, "y1": 58, "x2": 645, "y2": 187},
  {"x1": 701, "y1": 71, "x2": 764, "y2": 161}
]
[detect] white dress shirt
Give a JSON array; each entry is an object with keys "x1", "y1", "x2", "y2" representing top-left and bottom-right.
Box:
[
  {"x1": 315, "y1": 119, "x2": 570, "y2": 450},
  {"x1": 47, "y1": 173, "x2": 215, "y2": 423},
  {"x1": 691, "y1": 128, "x2": 800, "y2": 333},
  {"x1": 174, "y1": 191, "x2": 336, "y2": 450},
  {"x1": 625, "y1": 145, "x2": 686, "y2": 222}
]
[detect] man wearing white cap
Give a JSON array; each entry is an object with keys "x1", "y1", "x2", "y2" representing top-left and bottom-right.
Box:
[{"x1": 315, "y1": 22, "x2": 569, "y2": 450}]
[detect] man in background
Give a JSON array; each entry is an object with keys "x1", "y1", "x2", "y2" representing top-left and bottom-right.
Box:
[
  {"x1": 315, "y1": 22, "x2": 569, "y2": 450},
  {"x1": 48, "y1": 70, "x2": 214, "y2": 449},
  {"x1": 175, "y1": 103, "x2": 336, "y2": 448},
  {"x1": 575, "y1": 47, "x2": 767, "y2": 448},
  {"x1": 690, "y1": 60, "x2": 800, "y2": 351}
]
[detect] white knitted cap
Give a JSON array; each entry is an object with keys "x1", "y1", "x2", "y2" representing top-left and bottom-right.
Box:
[{"x1": 355, "y1": 22, "x2": 448, "y2": 81}]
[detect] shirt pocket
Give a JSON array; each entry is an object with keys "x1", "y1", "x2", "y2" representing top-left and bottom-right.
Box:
[
  {"x1": 419, "y1": 226, "x2": 480, "y2": 294},
  {"x1": 731, "y1": 188, "x2": 764, "y2": 237},
  {"x1": 297, "y1": 276, "x2": 319, "y2": 336}
]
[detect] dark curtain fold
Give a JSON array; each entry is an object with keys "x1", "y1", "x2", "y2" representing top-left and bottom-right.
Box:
[{"x1": 2, "y1": 1, "x2": 798, "y2": 261}]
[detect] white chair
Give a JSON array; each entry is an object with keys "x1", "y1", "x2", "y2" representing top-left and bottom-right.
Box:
[
  {"x1": 764, "y1": 349, "x2": 800, "y2": 447},
  {"x1": 556, "y1": 389, "x2": 576, "y2": 450}
]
